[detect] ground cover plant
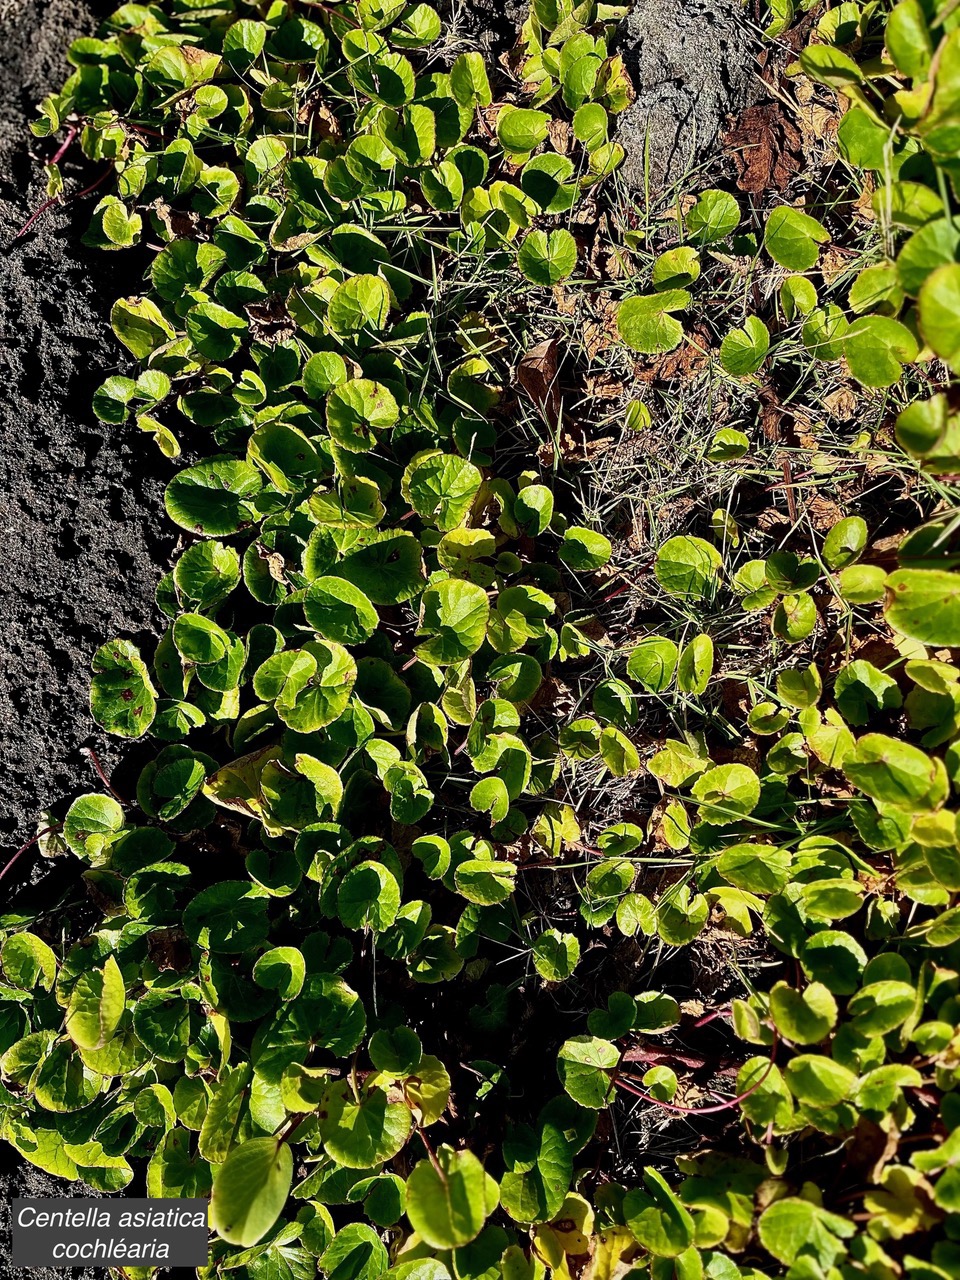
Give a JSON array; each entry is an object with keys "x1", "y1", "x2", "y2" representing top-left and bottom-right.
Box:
[{"x1": 3, "y1": 0, "x2": 960, "y2": 1277}]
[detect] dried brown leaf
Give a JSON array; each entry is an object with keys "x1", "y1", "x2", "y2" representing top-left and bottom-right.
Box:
[
  {"x1": 517, "y1": 337, "x2": 562, "y2": 428},
  {"x1": 725, "y1": 103, "x2": 803, "y2": 194}
]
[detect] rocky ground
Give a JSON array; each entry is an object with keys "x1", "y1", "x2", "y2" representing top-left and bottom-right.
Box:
[{"x1": 0, "y1": 0, "x2": 170, "y2": 856}]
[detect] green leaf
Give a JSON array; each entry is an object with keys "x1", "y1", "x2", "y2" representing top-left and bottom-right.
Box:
[
  {"x1": 691, "y1": 764, "x2": 761, "y2": 825},
  {"x1": 404, "y1": 452, "x2": 482, "y2": 530},
  {"x1": 847, "y1": 980, "x2": 918, "y2": 1035},
  {"x1": 835, "y1": 659, "x2": 902, "y2": 726},
  {"x1": 654, "y1": 536, "x2": 721, "y2": 599},
  {"x1": 573, "y1": 102, "x2": 608, "y2": 152},
  {"x1": 599, "y1": 726, "x2": 640, "y2": 776},
  {"x1": 497, "y1": 107, "x2": 550, "y2": 154},
  {"x1": 799, "y1": 42, "x2": 865, "y2": 87},
  {"x1": 772, "y1": 592, "x2": 818, "y2": 643},
  {"x1": 764, "y1": 206, "x2": 830, "y2": 270},
  {"x1": 623, "y1": 1169, "x2": 695, "y2": 1258},
  {"x1": 174, "y1": 540, "x2": 241, "y2": 608},
  {"x1": 823, "y1": 516, "x2": 867, "y2": 570},
  {"x1": 209, "y1": 1137, "x2": 293, "y2": 1247},
  {"x1": 839, "y1": 564, "x2": 887, "y2": 604},
  {"x1": 676, "y1": 634, "x2": 713, "y2": 695},
  {"x1": 919, "y1": 263, "x2": 960, "y2": 371},
  {"x1": 90, "y1": 639, "x2": 157, "y2": 737},
  {"x1": 844, "y1": 733, "x2": 947, "y2": 812},
  {"x1": 768, "y1": 981, "x2": 837, "y2": 1044},
  {"x1": 183, "y1": 880, "x2": 271, "y2": 953},
  {"x1": 304, "y1": 577, "x2": 379, "y2": 646},
  {"x1": 843, "y1": 316, "x2": 918, "y2": 387},
  {"x1": 802, "y1": 304, "x2": 849, "y2": 360},
  {"x1": 898, "y1": 219, "x2": 960, "y2": 296},
  {"x1": 470, "y1": 776, "x2": 510, "y2": 823},
  {"x1": 248, "y1": 421, "x2": 325, "y2": 491},
  {"x1": 886, "y1": 0, "x2": 933, "y2": 75},
  {"x1": 173, "y1": 612, "x2": 231, "y2": 665},
  {"x1": 617, "y1": 291, "x2": 688, "y2": 354},
  {"x1": 186, "y1": 300, "x2": 247, "y2": 361},
  {"x1": 338, "y1": 862, "x2": 401, "y2": 931},
  {"x1": 719, "y1": 315, "x2": 769, "y2": 375},
  {"x1": 320, "y1": 1224, "x2": 389, "y2": 1280},
  {"x1": 63, "y1": 793, "x2": 125, "y2": 860},
  {"x1": 406, "y1": 1146, "x2": 499, "y2": 1248},
  {"x1": 416, "y1": 579, "x2": 490, "y2": 665},
  {"x1": 717, "y1": 843, "x2": 790, "y2": 894},
  {"x1": 319, "y1": 1080, "x2": 411, "y2": 1166},
  {"x1": 454, "y1": 858, "x2": 517, "y2": 905},
  {"x1": 627, "y1": 637, "x2": 678, "y2": 691},
  {"x1": 253, "y1": 947, "x2": 306, "y2": 1001},
  {"x1": 65, "y1": 955, "x2": 125, "y2": 1051},
  {"x1": 556, "y1": 1036, "x2": 618, "y2": 1109},
  {"x1": 685, "y1": 189, "x2": 740, "y2": 243},
  {"x1": 886, "y1": 569, "x2": 960, "y2": 644},
  {"x1": 336, "y1": 530, "x2": 425, "y2": 605},
  {"x1": 111, "y1": 296, "x2": 175, "y2": 360},
  {"x1": 451, "y1": 51, "x2": 492, "y2": 105},
  {"x1": 1, "y1": 932, "x2": 57, "y2": 991},
  {"x1": 558, "y1": 526, "x2": 611, "y2": 571},
  {"x1": 328, "y1": 274, "x2": 392, "y2": 334},
  {"x1": 254, "y1": 641, "x2": 357, "y2": 732},
  {"x1": 85, "y1": 195, "x2": 142, "y2": 250},
  {"x1": 800, "y1": 929, "x2": 869, "y2": 995},
  {"x1": 517, "y1": 229, "x2": 578, "y2": 285},
  {"x1": 165, "y1": 456, "x2": 263, "y2": 538},
  {"x1": 533, "y1": 930, "x2": 580, "y2": 982},
  {"x1": 781, "y1": 274, "x2": 818, "y2": 319},
  {"x1": 652, "y1": 247, "x2": 700, "y2": 290},
  {"x1": 327, "y1": 379, "x2": 399, "y2": 452},
  {"x1": 369, "y1": 1027, "x2": 422, "y2": 1074},
  {"x1": 785, "y1": 1054, "x2": 856, "y2": 1106},
  {"x1": 758, "y1": 1197, "x2": 854, "y2": 1268}
]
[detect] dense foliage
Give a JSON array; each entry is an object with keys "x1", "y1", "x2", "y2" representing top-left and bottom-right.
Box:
[{"x1": 3, "y1": 0, "x2": 960, "y2": 1278}]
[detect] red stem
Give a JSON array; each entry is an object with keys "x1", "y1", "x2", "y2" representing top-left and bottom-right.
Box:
[
  {"x1": 614, "y1": 1028, "x2": 779, "y2": 1116},
  {"x1": 11, "y1": 162, "x2": 112, "y2": 244},
  {"x1": 0, "y1": 826, "x2": 61, "y2": 887},
  {"x1": 693, "y1": 1005, "x2": 730, "y2": 1028},
  {"x1": 51, "y1": 126, "x2": 78, "y2": 166},
  {"x1": 83, "y1": 746, "x2": 127, "y2": 805}
]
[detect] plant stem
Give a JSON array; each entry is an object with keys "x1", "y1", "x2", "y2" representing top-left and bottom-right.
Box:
[{"x1": 0, "y1": 825, "x2": 62, "y2": 887}]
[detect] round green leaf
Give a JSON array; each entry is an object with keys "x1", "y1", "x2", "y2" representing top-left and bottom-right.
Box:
[
  {"x1": 654, "y1": 536, "x2": 721, "y2": 600},
  {"x1": 532, "y1": 930, "x2": 580, "y2": 982},
  {"x1": 209, "y1": 1137, "x2": 293, "y2": 1247},
  {"x1": 617, "y1": 291, "x2": 688, "y2": 355},
  {"x1": 764, "y1": 205, "x2": 829, "y2": 270},
  {"x1": 556, "y1": 1036, "x2": 618, "y2": 1109},
  {"x1": 517, "y1": 229, "x2": 578, "y2": 285},
  {"x1": 406, "y1": 1146, "x2": 499, "y2": 1248}
]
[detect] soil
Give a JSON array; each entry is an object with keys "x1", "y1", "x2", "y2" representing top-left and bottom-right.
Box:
[
  {"x1": 438, "y1": 0, "x2": 528, "y2": 62},
  {"x1": 0, "y1": 1153, "x2": 104, "y2": 1280},
  {"x1": 0, "y1": 0, "x2": 170, "y2": 853},
  {"x1": 613, "y1": 0, "x2": 758, "y2": 191}
]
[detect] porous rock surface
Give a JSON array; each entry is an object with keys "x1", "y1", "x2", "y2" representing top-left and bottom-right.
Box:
[
  {"x1": 0, "y1": 1153, "x2": 106, "y2": 1280},
  {"x1": 614, "y1": 0, "x2": 757, "y2": 190},
  {"x1": 0, "y1": 0, "x2": 169, "y2": 852}
]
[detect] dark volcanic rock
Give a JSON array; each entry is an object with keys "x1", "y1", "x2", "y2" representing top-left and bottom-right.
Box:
[
  {"x1": 0, "y1": 1152, "x2": 103, "y2": 1280},
  {"x1": 613, "y1": 0, "x2": 758, "y2": 191},
  {"x1": 0, "y1": 0, "x2": 169, "y2": 852}
]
